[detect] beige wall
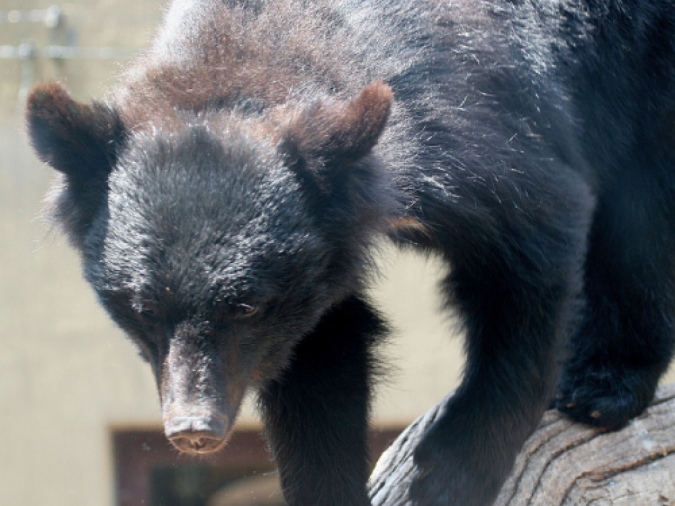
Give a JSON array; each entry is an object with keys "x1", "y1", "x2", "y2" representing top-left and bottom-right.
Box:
[{"x1": 1, "y1": 2, "x2": 673, "y2": 506}]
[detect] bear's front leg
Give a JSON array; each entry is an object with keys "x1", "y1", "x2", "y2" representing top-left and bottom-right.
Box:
[
  {"x1": 408, "y1": 205, "x2": 588, "y2": 506},
  {"x1": 556, "y1": 178, "x2": 675, "y2": 430},
  {"x1": 409, "y1": 269, "x2": 579, "y2": 506},
  {"x1": 258, "y1": 295, "x2": 386, "y2": 506}
]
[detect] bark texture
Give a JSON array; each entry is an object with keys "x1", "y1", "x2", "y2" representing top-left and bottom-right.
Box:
[{"x1": 369, "y1": 383, "x2": 675, "y2": 506}]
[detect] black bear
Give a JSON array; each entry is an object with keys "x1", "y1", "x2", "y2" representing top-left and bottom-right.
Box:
[{"x1": 25, "y1": 0, "x2": 675, "y2": 505}]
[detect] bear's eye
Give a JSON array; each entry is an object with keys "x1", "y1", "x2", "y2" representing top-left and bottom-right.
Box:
[
  {"x1": 140, "y1": 304, "x2": 158, "y2": 319},
  {"x1": 234, "y1": 303, "x2": 258, "y2": 319}
]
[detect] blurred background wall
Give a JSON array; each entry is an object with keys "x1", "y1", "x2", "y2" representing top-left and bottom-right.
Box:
[{"x1": 1, "y1": 2, "x2": 673, "y2": 506}]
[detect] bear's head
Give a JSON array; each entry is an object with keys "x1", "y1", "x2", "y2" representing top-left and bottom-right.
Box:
[{"x1": 26, "y1": 81, "x2": 393, "y2": 454}]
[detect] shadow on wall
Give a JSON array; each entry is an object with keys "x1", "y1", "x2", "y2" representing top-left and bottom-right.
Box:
[
  {"x1": 207, "y1": 475, "x2": 285, "y2": 506},
  {"x1": 113, "y1": 427, "x2": 403, "y2": 506}
]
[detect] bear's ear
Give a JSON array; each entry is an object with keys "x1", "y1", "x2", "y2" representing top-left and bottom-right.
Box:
[
  {"x1": 26, "y1": 82, "x2": 124, "y2": 180},
  {"x1": 26, "y1": 82, "x2": 125, "y2": 247},
  {"x1": 279, "y1": 80, "x2": 393, "y2": 180}
]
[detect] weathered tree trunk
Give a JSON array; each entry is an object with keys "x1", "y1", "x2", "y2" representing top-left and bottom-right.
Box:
[{"x1": 369, "y1": 383, "x2": 675, "y2": 506}]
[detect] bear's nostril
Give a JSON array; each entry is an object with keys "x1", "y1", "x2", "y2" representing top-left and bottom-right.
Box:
[
  {"x1": 169, "y1": 431, "x2": 225, "y2": 454},
  {"x1": 164, "y1": 416, "x2": 229, "y2": 454}
]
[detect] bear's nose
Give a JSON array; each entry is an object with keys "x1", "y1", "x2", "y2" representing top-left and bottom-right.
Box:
[{"x1": 164, "y1": 416, "x2": 228, "y2": 454}]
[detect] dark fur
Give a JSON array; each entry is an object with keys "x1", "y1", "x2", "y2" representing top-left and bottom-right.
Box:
[{"x1": 25, "y1": 0, "x2": 675, "y2": 505}]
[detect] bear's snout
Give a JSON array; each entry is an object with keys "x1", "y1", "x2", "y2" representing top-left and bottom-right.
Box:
[{"x1": 164, "y1": 415, "x2": 229, "y2": 454}]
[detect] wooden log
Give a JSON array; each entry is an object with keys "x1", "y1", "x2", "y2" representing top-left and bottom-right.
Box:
[{"x1": 369, "y1": 383, "x2": 675, "y2": 506}]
